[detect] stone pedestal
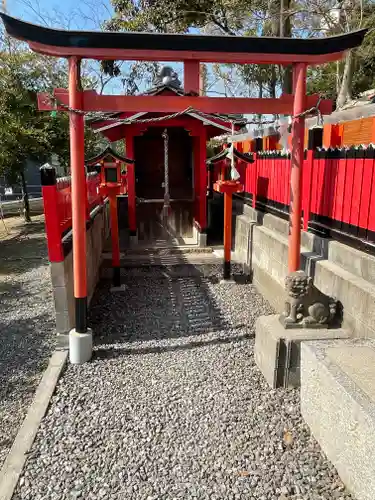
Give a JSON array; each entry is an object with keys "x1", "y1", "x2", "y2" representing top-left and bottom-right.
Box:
[
  {"x1": 69, "y1": 328, "x2": 93, "y2": 364},
  {"x1": 301, "y1": 339, "x2": 375, "y2": 500},
  {"x1": 255, "y1": 315, "x2": 349, "y2": 388}
]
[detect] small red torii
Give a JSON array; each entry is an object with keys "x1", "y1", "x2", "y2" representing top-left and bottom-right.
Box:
[{"x1": 86, "y1": 146, "x2": 134, "y2": 291}]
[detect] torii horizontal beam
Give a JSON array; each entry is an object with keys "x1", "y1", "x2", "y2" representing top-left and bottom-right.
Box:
[
  {"x1": 0, "y1": 13, "x2": 367, "y2": 65},
  {"x1": 38, "y1": 90, "x2": 333, "y2": 116}
]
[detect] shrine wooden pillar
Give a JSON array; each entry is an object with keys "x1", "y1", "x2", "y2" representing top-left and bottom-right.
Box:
[
  {"x1": 125, "y1": 130, "x2": 137, "y2": 239},
  {"x1": 193, "y1": 126, "x2": 207, "y2": 245},
  {"x1": 288, "y1": 63, "x2": 307, "y2": 272},
  {"x1": 68, "y1": 57, "x2": 92, "y2": 363}
]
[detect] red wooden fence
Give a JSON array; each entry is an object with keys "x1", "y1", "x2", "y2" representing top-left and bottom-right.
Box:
[
  {"x1": 42, "y1": 168, "x2": 103, "y2": 262},
  {"x1": 237, "y1": 146, "x2": 375, "y2": 243}
]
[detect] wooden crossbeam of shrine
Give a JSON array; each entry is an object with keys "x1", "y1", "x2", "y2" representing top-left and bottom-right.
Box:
[{"x1": 38, "y1": 90, "x2": 333, "y2": 116}]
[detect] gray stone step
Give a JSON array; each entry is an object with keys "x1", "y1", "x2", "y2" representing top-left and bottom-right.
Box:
[
  {"x1": 301, "y1": 339, "x2": 375, "y2": 500},
  {"x1": 314, "y1": 258, "x2": 375, "y2": 339},
  {"x1": 328, "y1": 239, "x2": 375, "y2": 286}
]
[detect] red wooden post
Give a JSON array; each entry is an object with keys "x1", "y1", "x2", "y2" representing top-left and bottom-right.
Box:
[
  {"x1": 109, "y1": 190, "x2": 121, "y2": 287},
  {"x1": 303, "y1": 127, "x2": 323, "y2": 230},
  {"x1": 288, "y1": 63, "x2": 307, "y2": 272},
  {"x1": 69, "y1": 57, "x2": 88, "y2": 333},
  {"x1": 125, "y1": 132, "x2": 137, "y2": 237},
  {"x1": 214, "y1": 180, "x2": 244, "y2": 280},
  {"x1": 223, "y1": 191, "x2": 232, "y2": 279},
  {"x1": 184, "y1": 60, "x2": 200, "y2": 94},
  {"x1": 40, "y1": 165, "x2": 64, "y2": 262},
  {"x1": 199, "y1": 127, "x2": 207, "y2": 232}
]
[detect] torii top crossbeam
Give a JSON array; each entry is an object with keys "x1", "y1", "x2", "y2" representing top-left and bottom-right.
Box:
[{"x1": 0, "y1": 13, "x2": 367, "y2": 65}]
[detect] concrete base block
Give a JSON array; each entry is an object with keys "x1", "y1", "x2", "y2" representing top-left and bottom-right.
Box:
[
  {"x1": 255, "y1": 315, "x2": 349, "y2": 388},
  {"x1": 69, "y1": 328, "x2": 93, "y2": 364},
  {"x1": 56, "y1": 333, "x2": 69, "y2": 350},
  {"x1": 130, "y1": 233, "x2": 138, "y2": 246},
  {"x1": 301, "y1": 339, "x2": 375, "y2": 500},
  {"x1": 192, "y1": 226, "x2": 207, "y2": 247},
  {"x1": 110, "y1": 284, "x2": 127, "y2": 293},
  {"x1": 219, "y1": 279, "x2": 236, "y2": 285}
]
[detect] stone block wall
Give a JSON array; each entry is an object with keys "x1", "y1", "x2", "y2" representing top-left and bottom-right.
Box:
[
  {"x1": 50, "y1": 203, "x2": 110, "y2": 340},
  {"x1": 233, "y1": 201, "x2": 375, "y2": 339}
]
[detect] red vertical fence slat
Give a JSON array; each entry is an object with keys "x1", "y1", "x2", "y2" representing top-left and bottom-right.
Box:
[
  {"x1": 358, "y1": 148, "x2": 375, "y2": 237},
  {"x1": 350, "y1": 149, "x2": 365, "y2": 232},
  {"x1": 342, "y1": 150, "x2": 356, "y2": 226}
]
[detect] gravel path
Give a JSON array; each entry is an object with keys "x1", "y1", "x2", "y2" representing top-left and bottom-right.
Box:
[
  {"x1": 0, "y1": 216, "x2": 55, "y2": 468},
  {"x1": 14, "y1": 265, "x2": 351, "y2": 500}
]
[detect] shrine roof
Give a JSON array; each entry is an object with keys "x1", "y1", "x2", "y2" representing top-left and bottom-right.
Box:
[
  {"x1": 0, "y1": 13, "x2": 367, "y2": 64},
  {"x1": 88, "y1": 85, "x2": 247, "y2": 136},
  {"x1": 85, "y1": 146, "x2": 134, "y2": 166},
  {"x1": 207, "y1": 148, "x2": 254, "y2": 164}
]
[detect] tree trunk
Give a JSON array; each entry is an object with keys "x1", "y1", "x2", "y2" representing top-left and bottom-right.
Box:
[
  {"x1": 336, "y1": 50, "x2": 354, "y2": 109},
  {"x1": 281, "y1": 0, "x2": 292, "y2": 94},
  {"x1": 258, "y1": 82, "x2": 263, "y2": 125},
  {"x1": 20, "y1": 169, "x2": 31, "y2": 223}
]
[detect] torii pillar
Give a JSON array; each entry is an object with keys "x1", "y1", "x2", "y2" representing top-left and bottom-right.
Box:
[
  {"x1": 288, "y1": 63, "x2": 307, "y2": 273},
  {"x1": 68, "y1": 57, "x2": 92, "y2": 364}
]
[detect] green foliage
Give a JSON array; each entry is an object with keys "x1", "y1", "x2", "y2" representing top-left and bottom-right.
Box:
[{"x1": 0, "y1": 35, "x2": 104, "y2": 183}]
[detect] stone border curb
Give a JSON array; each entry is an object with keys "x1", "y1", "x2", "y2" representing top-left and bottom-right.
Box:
[{"x1": 0, "y1": 349, "x2": 68, "y2": 500}]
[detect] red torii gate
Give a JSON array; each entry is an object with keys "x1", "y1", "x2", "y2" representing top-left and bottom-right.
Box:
[{"x1": 0, "y1": 13, "x2": 366, "y2": 361}]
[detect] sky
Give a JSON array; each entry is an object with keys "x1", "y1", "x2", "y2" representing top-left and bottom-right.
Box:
[{"x1": 10, "y1": 0, "x2": 114, "y2": 30}]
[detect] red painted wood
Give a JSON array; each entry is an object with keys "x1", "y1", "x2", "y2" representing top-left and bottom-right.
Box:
[
  {"x1": 40, "y1": 89, "x2": 332, "y2": 116},
  {"x1": 321, "y1": 154, "x2": 332, "y2": 217},
  {"x1": 109, "y1": 192, "x2": 120, "y2": 268},
  {"x1": 359, "y1": 158, "x2": 374, "y2": 231},
  {"x1": 69, "y1": 57, "x2": 87, "y2": 300},
  {"x1": 342, "y1": 156, "x2": 355, "y2": 225},
  {"x1": 302, "y1": 151, "x2": 313, "y2": 230},
  {"x1": 350, "y1": 154, "x2": 365, "y2": 229},
  {"x1": 199, "y1": 129, "x2": 207, "y2": 230},
  {"x1": 29, "y1": 41, "x2": 347, "y2": 66},
  {"x1": 367, "y1": 157, "x2": 375, "y2": 232},
  {"x1": 42, "y1": 184, "x2": 64, "y2": 262},
  {"x1": 184, "y1": 61, "x2": 200, "y2": 94},
  {"x1": 332, "y1": 154, "x2": 346, "y2": 226},
  {"x1": 289, "y1": 63, "x2": 307, "y2": 272},
  {"x1": 125, "y1": 133, "x2": 137, "y2": 233}
]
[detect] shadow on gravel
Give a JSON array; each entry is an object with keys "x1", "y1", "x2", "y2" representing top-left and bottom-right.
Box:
[
  {"x1": 89, "y1": 247, "x2": 251, "y2": 350},
  {"x1": 94, "y1": 328, "x2": 255, "y2": 360},
  {"x1": 0, "y1": 221, "x2": 48, "y2": 276},
  {"x1": 0, "y1": 312, "x2": 54, "y2": 403}
]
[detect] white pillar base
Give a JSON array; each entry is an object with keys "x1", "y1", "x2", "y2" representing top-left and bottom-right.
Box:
[
  {"x1": 110, "y1": 284, "x2": 127, "y2": 293},
  {"x1": 69, "y1": 328, "x2": 93, "y2": 364},
  {"x1": 219, "y1": 279, "x2": 236, "y2": 285}
]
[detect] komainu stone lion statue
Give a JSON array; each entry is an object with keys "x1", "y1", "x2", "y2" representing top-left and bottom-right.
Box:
[{"x1": 279, "y1": 270, "x2": 337, "y2": 329}]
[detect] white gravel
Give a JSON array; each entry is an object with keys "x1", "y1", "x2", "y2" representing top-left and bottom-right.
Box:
[
  {"x1": 0, "y1": 218, "x2": 56, "y2": 468},
  {"x1": 13, "y1": 264, "x2": 351, "y2": 500}
]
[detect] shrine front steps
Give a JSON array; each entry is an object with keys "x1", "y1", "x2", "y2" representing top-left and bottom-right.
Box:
[
  {"x1": 100, "y1": 247, "x2": 220, "y2": 273},
  {"x1": 301, "y1": 339, "x2": 375, "y2": 500}
]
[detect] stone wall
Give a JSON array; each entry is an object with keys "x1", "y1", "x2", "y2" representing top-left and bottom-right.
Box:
[
  {"x1": 233, "y1": 200, "x2": 375, "y2": 339},
  {"x1": 50, "y1": 203, "x2": 110, "y2": 343}
]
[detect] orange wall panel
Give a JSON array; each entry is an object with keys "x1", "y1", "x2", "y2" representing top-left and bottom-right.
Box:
[{"x1": 342, "y1": 117, "x2": 374, "y2": 147}]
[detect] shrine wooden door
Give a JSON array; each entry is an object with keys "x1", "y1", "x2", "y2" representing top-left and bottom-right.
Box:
[{"x1": 134, "y1": 127, "x2": 194, "y2": 244}]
